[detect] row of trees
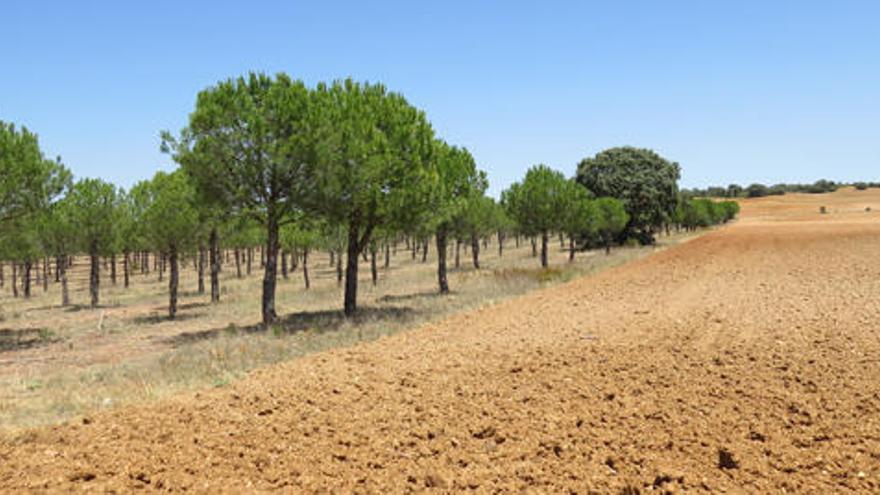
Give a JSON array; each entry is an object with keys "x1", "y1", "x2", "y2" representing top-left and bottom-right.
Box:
[
  {"x1": 2, "y1": 74, "x2": 739, "y2": 326},
  {"x1": 674, "y1": 198, "x2": 740, "y2": 231},
  {"x1": 682, "y1": 179, "x2": 879, "y2": 199}
]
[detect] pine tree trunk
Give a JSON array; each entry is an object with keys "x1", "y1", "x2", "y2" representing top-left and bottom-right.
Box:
[
  {"x1": 471, "y1": 233, "x2": 480, "y2": 269},
  {"x1": 124, "y1": 252, "x2": 130, "y2": 288},
  {"x1": 159, "y1": 253, "x2": 165, "y2": 282},
  {"x1": 437, "y1": 227, "x2": 449, "y2": 294},
  {"x1": 246, "y1": 248, "x2": 252, "y2": 275},
  {"x1": 384, "y1": 243, "x2": 390, "y2": 269},
  {"x1": 11, "y1": 263, "x2": 18, "y2": 297},
  {"x1": 559, "y1": 232, "x2": 565, "y2": 248},
  {"x1": 329, "y1": 250, "x2": 335, "y2": 267},
  {"x1": 281, "y1": 249, "x2": 288, "y2": 279},
  {"x1": 23, "y1": 260, "x2": 32, "y2": 298},
  {"x1": 89, "y1": 243, "x2": 100, "y2": 307},
  {"x1": 110, "y1": 254, "x2": 117, "y2": 285},
  {"x1": 291, "y1": 249, "x2": 298, "y2": 271},
  {"x1": 197, "y1": 248, "x2": 205, "y2": 295},
  {"x1": 235, "y1": 248, "x2": 242, "y2": 278},
  {"x1": 541, "y1": 231, "x2": 549, "y2": 268},
  {"x1": 336, "y1": 251, "x2": 343, "y2": 286},
  {"x1": 498, "y1": 232, "x2": 504, "y2": 257},
  {"x1": 54, "y1": 256, "x2": 60, "y2": 282},
  {"x1": 261, "y1": 216, "x2": 280, "y2": 326},
  {"x1": 421, "y1": 238, "x2": 429, "y2": 263},
  {"x1": 60, "y1": 257, "x2": 70, "y2": 306},
  {"x1": 455, "y1": 239, "x2": 461, "y2": 268},
  {"x1": 0, "y1": 262, "x2": 4, "y2": 288},
  {"x1": 168, "y1": 246, "x2": 179, "y2": 319},
  {"x1": 531, "y1": 238, "x2": 537, "y2": 257},
  {"x1": 569, "y1": 236, "x2": 575, "y2": 262},
  {"x1": 344, "y1": 221, "x2": 361, "y2": 316},
  {"x1": 210, "y1": 228, "x2": 220, "y2": 303},
  {"x1": 42, "y1": 257, "x2": 48, "y2": 292},
  {"x1": 302, "y1": 248, "x2": 310, "y2": 290},
  {"x1": 370, "y1": 243, "x2": 378, "y2": 286}
]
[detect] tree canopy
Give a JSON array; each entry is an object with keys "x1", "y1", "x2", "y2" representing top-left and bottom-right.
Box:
[{"x1": 576, "y1": 146, "x2": 680, "y2": 244}]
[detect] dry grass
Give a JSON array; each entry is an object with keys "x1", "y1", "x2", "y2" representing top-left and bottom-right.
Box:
[{"x1": 0, "y1": 231, "x2": 700, "y2": 430}]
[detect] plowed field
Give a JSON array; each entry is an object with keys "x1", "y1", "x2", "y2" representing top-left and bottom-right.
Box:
[{"x1": 2, "y1": 189, "x2": 879, "y2": 492}]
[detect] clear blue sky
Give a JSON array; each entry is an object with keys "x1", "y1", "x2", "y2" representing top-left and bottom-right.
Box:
[{"x1": 5, "y1": 1, "x2": 878, "y2": 196}]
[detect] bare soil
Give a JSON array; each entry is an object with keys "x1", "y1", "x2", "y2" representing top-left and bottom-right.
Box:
[{"x1": 1, "y1": 188, "x2": 879, "y2": 492}]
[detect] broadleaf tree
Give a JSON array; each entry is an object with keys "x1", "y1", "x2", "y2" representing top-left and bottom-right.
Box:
[{"x1": 576, "y1": 146, "x2": 680, "y2": 244}]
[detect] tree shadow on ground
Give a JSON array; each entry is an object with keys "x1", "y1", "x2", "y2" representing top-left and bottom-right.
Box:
[
  {"x1": 377, "y1": 290, "x2": 444, "y2": 303},
  {"x1": 131, "y1": 312, "x2": 203, "y2": 325},
  {"x1": 149, "y1": 301, "x2": 209, "y2": 313},
  {"x1": 0, "y1": 327, "x2": 58, "y2": 352},
  {"x1": 63, "y1": 304, "x2": 113, "y2": 312},
  {"x1": 157, "y1": 305, "x2": 418, "y2": 348}
]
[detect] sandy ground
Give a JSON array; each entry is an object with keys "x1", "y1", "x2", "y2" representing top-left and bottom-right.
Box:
[{"x1": 1, "y1": 188, "x2": 879, "y2": 492}]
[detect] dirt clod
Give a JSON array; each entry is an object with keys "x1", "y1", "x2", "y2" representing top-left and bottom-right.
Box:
[{"x1": 718, "y1": 448, "x2": 739, "y2": 470}]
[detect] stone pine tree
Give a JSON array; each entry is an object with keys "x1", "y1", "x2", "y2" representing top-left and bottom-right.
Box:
[
  {"x1": 429, "y1": 141, "x2": 483, "y2": 294},
  {"x1": 0, "y1": 121, "x2": 70, "y2": 227},
  {"x1": 560, "y1": 181, "x2": 598, "y2": 261},
  {"x1": 161, "y1": 133, "x2": 224, "y2": 303},
  {"x1": 1, "y1": 121, "x2": 70, "y2": 298},
  {"x1": 67, "y1": 178, "x2": 117, "y2": 307},
  {"x1": 141, "y1": 170, "x2": 200, "y2": 319},
  {"x1": 454, "y1": 193, "x2": 495, "y2": 270},
  {"x1": 576, "y1": 146, "x2": 680, "y2": 244},
  {"x1": 502, "y1": 165, "x2": 568, "y2": 268},
  {"x1": 593, "y1": 197, "x2": 629, "y2": 254},
  {"x1": 165, "y1": 73, "x2": 314, "y2": 326},
  {"x1": 307, "y1": 79, "x2": 435, "y2": 316},
  {"x1": 38, "y1": 194, "x2": 78, "y2": 306}
]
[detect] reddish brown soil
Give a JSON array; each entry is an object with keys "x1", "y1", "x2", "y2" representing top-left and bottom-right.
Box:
[{"x1": 1, "y1": 190, "x2": 879, "y2": 492}]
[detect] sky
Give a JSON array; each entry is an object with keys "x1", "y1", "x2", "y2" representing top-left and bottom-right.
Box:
[{"x1": 4, "y1": 1, "x2": 879, "y2": 197}]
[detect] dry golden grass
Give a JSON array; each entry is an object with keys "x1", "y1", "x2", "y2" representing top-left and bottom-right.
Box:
[{"x1": 0, "y1": 232, "x2": 699, "y2": 430}]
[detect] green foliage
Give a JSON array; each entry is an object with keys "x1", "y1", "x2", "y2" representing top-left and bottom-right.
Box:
[
  {"x1": 37, "y1": 194, "x2": 78, "y2": 258},
  {"x1": 593, "y1": 197, "x2": 629, "y2": 248},
  {"x1": 692, "y1": 180, "x2": 845, "y2": 198},
  {"x1": 745, "y1": 183, "x2": 770, "y2": 198},
  {"x1": 0, "y1": 121, "x2": 70, "y2": 226},
  {"x1": 502, "y1": 164, "x2": 569, "y2": 236},
  {"x1": 140, "y1": 171, "x2": 201, "y2": 254},
  {"x1": 430, "y1": 142, "x2": 484, "y2": 232},
  {"x1": 280, "y1": 221, "x2": 321, "y2": 252},
  {"x1": 576, "y1": 146, "x2": 680, "y2": 243},
  {"x1": 675, "y1": 198, "x2": 739, "y2": 230},
  {"x1": 456, "y1": 194, "x2": 498, "y2": 239},
  {"x1": 66, "y1": 178, "x2": 118, "y2": 254},
  {"x1": 559, "y1": 180, "x2": 598, "y2": 238},
  {"x1": 167, "y1": 73, "x2": 313, "y2": 225},
  {"x1": 307, "y1": 79, "x2": 436, "y2": 241}
]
